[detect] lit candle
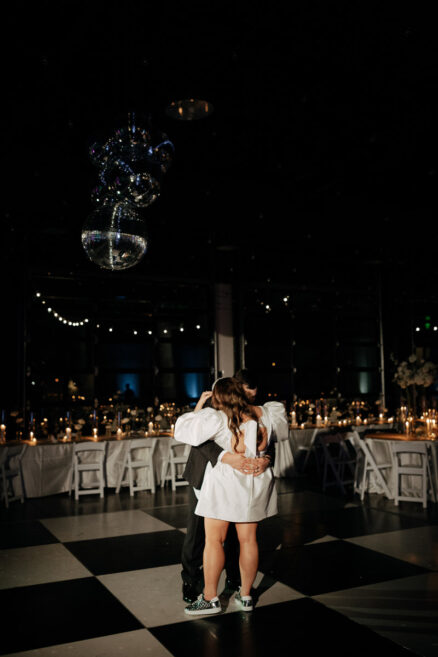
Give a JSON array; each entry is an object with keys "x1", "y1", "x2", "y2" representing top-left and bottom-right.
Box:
[
  {"x1": 148, "y1": 421, "x2": 154, "y2": 435},
  {"x1": 66, "y1": 427, "x2": 71, "y2": 441},
  {"x1": 170, "y1": 423, "x2": 175, "y2": 435},
  {"x1": 93, "y1": 427, "x2": 98, "y2": 440},
  {"x1": 0, "y1": 423, "x2": 5, "y2": 442},
  {"x1": 30, "y1": 431, "x2": 36, "y2": 443},
  {"x1": 116, "y1": 428, "x2": 122, "y2": 440},
  {"x1": 324, "y1": 416, "x2": 328, "y2": 426},
  {"x1": 316, "y1": 414, "x2": 322, "y2": 427},
  {"x1": 291, "y1": 411, "x2": 297, "y2": 426},
  {"x1": 300, "y1": 423, "x2": 305, "y2": 429},
  {"x1": 356, "y1": 415, "x2": 361, "y2": 425},
  {"x1": 405, "y1": 420, "x2": 410, "y2": 435},
  {"x1": 379, "y1": 413, "x2": 383, "y2": 423}
]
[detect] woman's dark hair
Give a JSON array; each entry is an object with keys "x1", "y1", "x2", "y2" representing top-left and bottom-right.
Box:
[
  {"x1": 212, "y1": 377, "x2": 263, "y2": 451},
  {"x1": 234, "y1": 369, "x2": 258, "y2": 390}
]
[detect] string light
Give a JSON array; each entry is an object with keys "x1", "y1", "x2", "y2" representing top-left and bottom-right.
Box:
[
  {"x1": 34, "y1": 293, "x2": 90, "y2": 328},
  {"x1": 34, "y1": 291, "x2": 195, "y2": 337}
]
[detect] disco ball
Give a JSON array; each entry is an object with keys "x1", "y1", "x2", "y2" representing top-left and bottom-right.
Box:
[{"x1": 81, "y1": 198, "x2": 148, "y2": 271}]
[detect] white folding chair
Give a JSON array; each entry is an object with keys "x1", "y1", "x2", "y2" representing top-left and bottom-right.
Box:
[
  {"x1": 273, "y1": 429, "x2": 295, "y2": 478},
  {"x1": 391, "y1": 442, "x2": 434, "y2": 509},
  {"x1": 160, "y1": 441, "x2": 190, "y2": 491},
  {"x1": 0, "y1": 445, "x2": 27, "y2": 508},
  {"x1": 300, "y1": 429, "x2": 320, "y2": 471},
  {"x1": 71, "y1": 442, "x2": 106, "y2": 500},
  {"x1": 348, "y1": 432, "x2": 393, "y2": 500},
  {"x1": 116, "y1": 437, "x2": 157, "y2": 495},
  {"x1": 317, "y1": 433, "x2": 356, "y2": 494}
]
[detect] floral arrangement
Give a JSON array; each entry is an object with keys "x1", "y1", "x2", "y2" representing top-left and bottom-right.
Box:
[{"x1": 393, "y1": 354, "x2": 437, "y2": 389}]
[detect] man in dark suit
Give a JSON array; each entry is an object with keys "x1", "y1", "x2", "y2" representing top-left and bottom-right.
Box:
[{"x1": 181, "y1": 371, "x2": 275, "y2": 603}]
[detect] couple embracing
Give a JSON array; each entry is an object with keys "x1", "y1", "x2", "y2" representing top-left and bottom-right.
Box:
[{"x1": 174, "y1": 369, "x2": 289, "y2": 615}]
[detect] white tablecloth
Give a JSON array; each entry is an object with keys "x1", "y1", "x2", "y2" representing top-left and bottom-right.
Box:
[{"x1": 0, "y1": 436, "x2": 182, "y2": 498}]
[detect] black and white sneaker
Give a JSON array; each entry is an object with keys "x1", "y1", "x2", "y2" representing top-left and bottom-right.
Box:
[
  {"x1": 185, "y1": 593, "x2": 221, "y2": 616},
  {"x1": 235, "y1": 588, "x2": 253, "y2": 611}
]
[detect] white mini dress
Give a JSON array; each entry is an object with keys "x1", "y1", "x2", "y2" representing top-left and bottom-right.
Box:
[{"x1": 174, "y1": 402, "x2": 288, "y2": 523}]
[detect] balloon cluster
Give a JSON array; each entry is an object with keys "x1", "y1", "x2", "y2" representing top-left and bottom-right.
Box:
[{"x1": 82, "y1": 113, "x2": 174, "y2": 271}]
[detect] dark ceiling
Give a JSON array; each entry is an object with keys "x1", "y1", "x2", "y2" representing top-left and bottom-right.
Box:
[{"x1": 3, "y1": 1, "x2": 438, "y2": 291}]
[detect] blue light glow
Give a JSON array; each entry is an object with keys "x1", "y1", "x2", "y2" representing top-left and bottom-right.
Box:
[
  {"x1": 116, "y1": 373, "x2": 140, "y2": 397},
  {"x1": 359, "y1": 371, "x2": 371, "y2": 394},
  {"x1": 183, "y1": 373, "x2": 204, "y2": 399}
]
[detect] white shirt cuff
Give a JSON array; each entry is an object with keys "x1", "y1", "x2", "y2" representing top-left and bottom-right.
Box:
[{"x1": 217, "y1": 450, "x2": 227, "y2": 463}]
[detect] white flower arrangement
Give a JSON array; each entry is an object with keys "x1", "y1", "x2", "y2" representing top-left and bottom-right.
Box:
[{"x1": 393, "y1": 354, "x2": 436, "y2": 389}]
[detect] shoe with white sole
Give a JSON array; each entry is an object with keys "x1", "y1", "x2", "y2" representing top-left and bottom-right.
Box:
[
  {"x1": 184, "y1": 593, "x2": 221, "y2": 616},
  {"x1": 235, "y1": 588, "x2": 253, "y2": 611}
]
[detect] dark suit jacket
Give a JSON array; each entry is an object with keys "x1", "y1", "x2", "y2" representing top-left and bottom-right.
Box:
[{"x1": 183, "y1": 438, "x2": 276, "y2": 489}]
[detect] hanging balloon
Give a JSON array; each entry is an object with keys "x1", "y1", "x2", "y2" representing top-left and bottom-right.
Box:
[
  {"x1": 91, "y1": 164, "x2": 161, "y2": 208},
  {"x1": 81, "y1": 197, "x2": 148, "y2": 271},
  {"x1": 89, "y1": 117, "x2": 174, "y2": 176}
]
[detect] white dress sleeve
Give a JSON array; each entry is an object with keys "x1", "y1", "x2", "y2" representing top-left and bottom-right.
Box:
[
  {"x1": 174, "y1": 408, "x2": 224, "y2": 446},
  {"x1": 263, "y1": 402, "x2": 289, "y2": 442}
]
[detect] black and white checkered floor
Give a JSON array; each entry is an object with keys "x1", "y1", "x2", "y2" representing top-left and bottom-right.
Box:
[{"x1": 1, "y1": 474, "x2": 437, "y2": 656}]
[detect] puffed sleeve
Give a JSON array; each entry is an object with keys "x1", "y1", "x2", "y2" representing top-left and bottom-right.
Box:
[
  {"x1": 174, "y1": 408, "x2": 224, "y2": 446},
  {"x1": 263, "y1": 402, "x2": 289, "y2": 441}
]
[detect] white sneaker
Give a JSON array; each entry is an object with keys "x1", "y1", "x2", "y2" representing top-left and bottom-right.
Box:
[{"x1": 235, "y1": 588, "x2": 253, "y2": 611}]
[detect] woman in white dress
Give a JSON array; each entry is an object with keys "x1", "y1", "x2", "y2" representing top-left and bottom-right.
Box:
[{"x1": 174, "y1": 377, "x2": 288, "y2": 615}]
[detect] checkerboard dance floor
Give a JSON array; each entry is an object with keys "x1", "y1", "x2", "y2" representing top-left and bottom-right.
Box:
[{"x1": 1, "y1": 475, "x2": 437, "y2": 656}]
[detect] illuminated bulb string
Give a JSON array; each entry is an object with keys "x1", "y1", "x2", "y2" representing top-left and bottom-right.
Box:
[
  {"x1": 34, "y1": 293, "x2": 89, "y2": 327},
  {"x1": 34, "y1": 292, "x2": 201, "y2": 334}
]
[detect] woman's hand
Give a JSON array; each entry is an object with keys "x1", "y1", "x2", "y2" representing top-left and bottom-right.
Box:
[
  {"x1": 194, "y1": 390, "x2": 213, "y2": 413},
  {"x1": 221, "y1": 453, "x2": 270, "y2": 475}
]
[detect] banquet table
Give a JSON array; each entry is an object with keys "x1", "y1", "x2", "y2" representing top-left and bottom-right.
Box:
[
  {"x1": 347, "y1": 431, "x2": 438, "y2": 501},
  {"x1": 289, "y1": 423, "x2": 394, "y2": 457},
  {"x1": 0, "y1": 433, "x2": 184, "y2": 499}
]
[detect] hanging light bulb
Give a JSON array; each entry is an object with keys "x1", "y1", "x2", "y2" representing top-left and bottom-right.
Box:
[{"x1": 165, "y1": 98, "x2": 214, "y2": 121}]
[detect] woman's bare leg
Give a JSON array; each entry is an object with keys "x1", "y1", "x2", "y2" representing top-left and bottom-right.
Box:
[
  {"x1": 235, "y1": 522, "x2": 258, "y2": 596},
  {"x1": 203, "y1": 518, "x2": 229, "y2": 600}
]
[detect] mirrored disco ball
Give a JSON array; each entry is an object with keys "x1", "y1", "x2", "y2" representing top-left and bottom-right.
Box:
[{"x1": 81, "y1": 198, "x2": 148, "y2": 270}]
